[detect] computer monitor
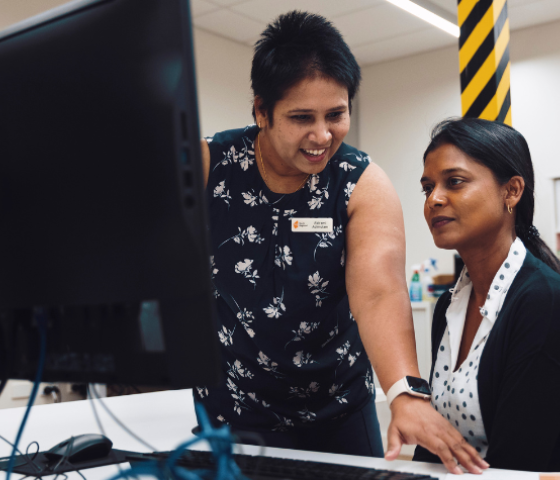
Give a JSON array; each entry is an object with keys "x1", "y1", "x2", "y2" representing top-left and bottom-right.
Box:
[{"x1": 0, "y1": 0, "x2": 220, "y2": 389}]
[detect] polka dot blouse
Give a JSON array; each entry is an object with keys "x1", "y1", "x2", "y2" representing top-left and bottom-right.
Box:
[{"x1": 431, "y1": 238, "x2": 526, "y2": 457}]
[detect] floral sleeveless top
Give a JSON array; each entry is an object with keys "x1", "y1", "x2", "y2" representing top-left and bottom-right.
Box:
[{"x1": 195, "y1": 125, "x2": 375, "y2": 431}]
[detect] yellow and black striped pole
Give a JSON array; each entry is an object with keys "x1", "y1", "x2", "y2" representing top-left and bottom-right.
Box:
[{"x1": 458, "y1": 0, "x2": 512, "y2": 125}]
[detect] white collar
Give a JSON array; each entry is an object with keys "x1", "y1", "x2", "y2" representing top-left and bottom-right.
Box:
[
  {"x1": 475, "y1": 237, "x2": 526, "y2": 323},
  {"x1": 446, "y1": 238, "x2": 527, "y2": 370}
]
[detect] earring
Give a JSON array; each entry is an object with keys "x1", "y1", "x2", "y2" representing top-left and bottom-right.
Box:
[
  {"x1": 258, "y1": 122, "x2": 261, "y2": 129},
  {"x1": 507, "y1": 204, "x2": 513, "y2": 214}
]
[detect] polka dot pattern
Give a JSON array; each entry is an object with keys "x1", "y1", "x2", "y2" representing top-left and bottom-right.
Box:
[
  {"x1": 430, "y1": 237, "x2": 527, "y2": 459},
  {"x1": 432, "y1": 324, "x2": 489, "y2": 456}
]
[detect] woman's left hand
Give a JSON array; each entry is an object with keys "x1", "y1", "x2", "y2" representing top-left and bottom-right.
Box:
[{"x1": 386, "y1": 395, "x2": 489, "y2": 475}]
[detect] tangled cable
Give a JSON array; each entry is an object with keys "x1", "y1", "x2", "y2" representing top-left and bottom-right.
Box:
[
  {"x1": 104, "y1": 403, "x2": 247, "y2": 480},
  {"x1": 0, "y1": 435, "x2": 43, "y2": 475}
]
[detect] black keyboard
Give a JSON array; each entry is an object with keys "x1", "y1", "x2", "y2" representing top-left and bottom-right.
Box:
[{"x1": 127, "y1": 450, "x2": 438, "y2": 480}]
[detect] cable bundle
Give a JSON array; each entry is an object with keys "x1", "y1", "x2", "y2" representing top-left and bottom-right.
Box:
[
  {"x1": 106, "y1": 403, "x2": 248, "y2": 480},
  {"x1": 0, "y1": 308, "x2": 244, "y2": 480}
]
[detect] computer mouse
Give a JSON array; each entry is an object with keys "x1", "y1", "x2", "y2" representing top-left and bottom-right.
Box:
[{"x1": 45, "y1": 434, "x2": 113, "y2": 464}]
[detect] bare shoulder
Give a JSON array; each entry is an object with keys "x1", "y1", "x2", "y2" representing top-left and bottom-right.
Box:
[
  {"x1": 200, "y1": 138, "x2": 210, "y2": 187},
  {"x1": 347, "y1": 161, "x2": 402, "y2": 220}
]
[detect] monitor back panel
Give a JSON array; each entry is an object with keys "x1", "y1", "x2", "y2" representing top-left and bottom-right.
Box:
[{"x1": 0, "y1": 0, "x2": 220, "y2": 388}]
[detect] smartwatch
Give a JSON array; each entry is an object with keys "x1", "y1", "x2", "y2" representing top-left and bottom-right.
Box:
[{"x1": 386, "y1": 376, "x2": 431, "y2": 407}]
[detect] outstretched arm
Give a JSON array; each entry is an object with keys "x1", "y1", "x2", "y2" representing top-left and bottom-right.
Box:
[{"x1": 345, "y1": 162, "x2": 488, "y2": 474}]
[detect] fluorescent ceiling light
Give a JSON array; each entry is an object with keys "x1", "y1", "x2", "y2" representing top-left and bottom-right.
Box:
[{"x1": 384, "y1": 0, "x2": 460, "y2": 38}]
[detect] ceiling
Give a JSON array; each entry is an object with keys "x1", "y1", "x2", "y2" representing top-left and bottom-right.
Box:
[
  {"x1": 0, "y1": 0, "x2": 559, "y2": 65},
  {"x1": 191, "y1": 0, "x2": 560, "y2": 65}
]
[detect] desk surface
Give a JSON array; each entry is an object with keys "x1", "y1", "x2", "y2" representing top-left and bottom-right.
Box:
[{"x1": 0, "y1": 390, "x2": 539, "y2": 480}]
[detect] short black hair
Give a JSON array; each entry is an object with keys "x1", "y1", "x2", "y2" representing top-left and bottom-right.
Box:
[
  {"x1": 424, "y1": 117, "x2": 560, "y2": 274},
  {"x1": 251, "y1": 11, "x2": 361, "y2": 125}
]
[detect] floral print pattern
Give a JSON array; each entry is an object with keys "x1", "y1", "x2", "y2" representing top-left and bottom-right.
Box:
[
  {"x1": 308, "y1": 271, "x2": 330, "y2": 307},
  {"x1": 274, "y1": 245, "x2": 293, "y2": 269},
  {"x1": 219, "y1": 226, "x2": 265, "y2": 248},
  {"x1": 286, "y1": 321, "x2": 320, "y2": 348},
  {"x1": 292, "y1": 350, "x2": 317, "y2": 368},
  {"x1": 227, "y1": 359, "x2": 254, "y2": 380},
  {"x1": 314, "y1": 225, "x2": 344, "y2": 260},
  {"x1": 213, "y1": 180, "x2": 232, "y2": 207},
  {"x1": 344, "y1": 182, "x2": 356, "y2": 206},
  {"x1": 235, "y1": 258, "x2": 259, "y2": 287},
  {"x1": 242, "y1": 189, "x2": 269, "y2": 207},
  {"x1": 236, "y1": 307, "x2": 256, "y2": 338},
  {"x1": 307, "y1": 176, "x2": 330, "y2": 210},
  {"x1": 257, "y1": 351, "x2": 285, "y2": 378},
  {"x1": 210, "y1": 256, "x2": 219, "y2": 298},
  {"x1": 196, "y1": 125, "x2": 375, "y2": 431},
  {"x1": 329, "y1": 383, "x2": 350, "y2": 404},
  {"x1": 218, "y1": 325, "x2": 235, "y2": 346},
  {"x1": 288, "y1": 382, "x2": 320, "y2": 399},
  {"x1": 263, "y1": 288, "x2": 286, "y2": 319}
]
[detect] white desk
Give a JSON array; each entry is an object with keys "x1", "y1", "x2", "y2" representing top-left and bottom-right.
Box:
[{"x1": 0, "y1": 390, "x2": 538, "y2": 480}]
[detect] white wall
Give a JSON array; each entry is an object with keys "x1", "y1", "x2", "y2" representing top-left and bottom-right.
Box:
[
  {"x1": 359, "y1": 46, "x2": 461, "y2": 276},
  {"x1": 193, "y1": 28, "x2": 254, "y2": 137},
  {"x1": 359, "y1": 20, "x2": 560, "y2": 278},
  {"x1": 508, "y1": 20, "x2": 560, "y2": 251}
]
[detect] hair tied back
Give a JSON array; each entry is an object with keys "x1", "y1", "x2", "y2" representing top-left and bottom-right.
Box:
[{"x1": 517, "y1": 224, "x2": 540, "y2": 239}]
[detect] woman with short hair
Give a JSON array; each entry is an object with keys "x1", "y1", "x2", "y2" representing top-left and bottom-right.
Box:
[
  {"x1": 415, "y1": 117, "x2": 560, "y2": 472},
  {"x1": 196, "y1": 12, "x2": 486, "y2": 472}
]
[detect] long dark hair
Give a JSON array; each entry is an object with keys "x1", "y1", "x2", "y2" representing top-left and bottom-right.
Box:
[{"x1": 424, "y1": 117, "x2": 560, "y2": 274}]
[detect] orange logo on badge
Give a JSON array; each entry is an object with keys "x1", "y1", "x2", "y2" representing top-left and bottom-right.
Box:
[{"x1": 293, "y1": 220, "x2": 299, "y2": 229}]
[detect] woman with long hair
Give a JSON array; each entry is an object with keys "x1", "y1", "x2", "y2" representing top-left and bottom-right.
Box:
[{"x1": 415, "y1": 117, "x2": 560, "y2": 471}]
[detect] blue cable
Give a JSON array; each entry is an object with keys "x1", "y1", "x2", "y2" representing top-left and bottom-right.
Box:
[
  {"x1": 6, "y1": 308, "x2": 48, "y2": 480},
  {"x1": 167, "y1": 404, "x2": 243, "y2": 480},
  {"x1": 105, "y1": 403, "x2": 248, "y2": 480},
  {"x1": 2, "y1": 311, "x2": 243, "y2": 480}
]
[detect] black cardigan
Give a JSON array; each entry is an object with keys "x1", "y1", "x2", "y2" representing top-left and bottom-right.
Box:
[{"x1": 414, "y1": 251, "x2": 560, "y2": 472}]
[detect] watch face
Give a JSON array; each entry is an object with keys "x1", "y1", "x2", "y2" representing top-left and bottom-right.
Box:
[{"x1": 406, "y1": 376, "x2": 431, "y2": 396}]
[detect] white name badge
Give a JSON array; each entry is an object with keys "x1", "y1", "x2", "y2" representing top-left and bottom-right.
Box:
[{"x1": 291, "y1": 218, "x2": 333, "y2": 233}]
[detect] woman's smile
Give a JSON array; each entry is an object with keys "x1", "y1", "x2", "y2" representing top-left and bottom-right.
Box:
[
  {"x1": 256, "y1": 75, "x2": 350, "y2": 184},
  {"x1": 300, "y1": 146, "x2": 330, "y2": 163}
]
